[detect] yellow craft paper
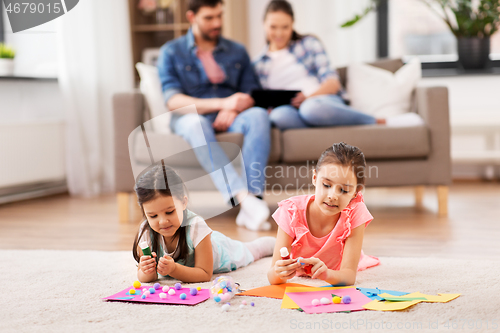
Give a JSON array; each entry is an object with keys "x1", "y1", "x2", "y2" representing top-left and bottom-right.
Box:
[
  {"x1": 397, "y1": 292, "x2": 461, "y2": 303},
  {"x1": 363, "y1": 299, "x2": 422, "y2": 311},
  {"x1": 281, "y1": 286, "x2": 354, "y2": 309}
]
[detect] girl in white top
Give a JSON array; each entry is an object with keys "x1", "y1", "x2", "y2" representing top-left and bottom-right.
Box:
[{"x1": 132, "y1": 163, "x2": 275, "y2": 283}]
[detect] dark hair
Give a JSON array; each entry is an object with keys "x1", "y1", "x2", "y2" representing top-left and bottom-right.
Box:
[
  {"x1": 264, "y1": 0, "x2": 303, "y2": 41},
  {"x1": 188, "y1": 0, "x2": 223, "y2": 14},
  {"x1": 132, "y1": 161, "x2": 189, "y2": 265},
  {"x1": 316, "y1": 142, "x2": 367, "y2": 192}
]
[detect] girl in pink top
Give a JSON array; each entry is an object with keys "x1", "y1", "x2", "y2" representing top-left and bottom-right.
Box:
[{"x1": 268, "y1": 142, "x2": 380, "y2": 285}]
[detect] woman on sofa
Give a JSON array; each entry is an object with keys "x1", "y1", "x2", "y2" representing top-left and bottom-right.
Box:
[{"x1": 253, "y1": 0, "x2": 383, "y2": 130}]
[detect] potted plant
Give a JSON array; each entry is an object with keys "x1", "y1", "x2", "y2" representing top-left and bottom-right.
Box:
[
  {"x1": 0, "y1": 43, "x2": 15, "y2": 76},
  {"x1": 342, "y1": 0, "x2": 500, "y2": 70}
]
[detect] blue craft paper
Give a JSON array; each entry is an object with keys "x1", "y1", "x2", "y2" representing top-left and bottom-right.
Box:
[
  {"x1": 356, "y1": 287, "x2": 409, "y2": 301},
  {"x1": 116, "y1": 297, "x2": 135, "y2": 300}
]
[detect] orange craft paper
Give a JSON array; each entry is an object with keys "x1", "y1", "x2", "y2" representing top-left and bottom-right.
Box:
[{"x1": 236, "y1": 283, "x2": 312, "y2": 299}]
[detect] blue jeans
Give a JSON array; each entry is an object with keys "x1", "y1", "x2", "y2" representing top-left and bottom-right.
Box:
[
  {"x1": 269, "y1": 94, "x2": 376, "y2": 130},
  {"x1": 172, "y1": 107, "x2": 271, "y2": 201}
]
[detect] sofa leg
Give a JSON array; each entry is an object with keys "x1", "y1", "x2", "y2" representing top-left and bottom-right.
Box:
[
  {"x1": 117, "y1": 192, "x2": 130, "y2": 223},
  {"x1": 414, "y1": 186, "x2": 425, "y2": 209},
  {"x1": 437, "y1": 186, "x2": 448, "y2": 217}
]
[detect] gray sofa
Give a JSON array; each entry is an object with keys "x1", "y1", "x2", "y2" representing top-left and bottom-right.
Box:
[{"x1": 113, "y1": 59, "x2": 451, "y2": 222}]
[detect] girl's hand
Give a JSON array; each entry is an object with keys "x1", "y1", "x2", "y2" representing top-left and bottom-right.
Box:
[
  {"x1": 291, "y1": 92, "x2": 306, "y2": 108},
  {"x1": 157, "y1": 254, "x2": 176, "y2": 276},
  {"x1": 299, "y1": 257, "x2": 329, "y2": 280},
  {"x1": 274, "y1": 258, "x2": 300, "y2": 281},
  {"x1": 139, "y1": 252, "x2": 157, "y2": 274}
]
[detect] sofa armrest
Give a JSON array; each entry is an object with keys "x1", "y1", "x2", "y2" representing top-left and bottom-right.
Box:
[
  {"x1": 113, "y1": 91, "x2": 146, "y2": 192},
  {"x1": 415, "y1": 86, "x2": 452, "y2": 185}
]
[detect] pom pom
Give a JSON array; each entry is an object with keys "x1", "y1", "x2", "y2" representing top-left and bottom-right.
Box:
[
  {"x1": 142, "y1": 288, "x2": 147, "y2": 292},
  {"x1": 342, "y1": 296, "x2": 351, "y2": 304},
  {"x1": 154, "y1": 283, "x2": 161, "y2": 290},
  {"x1": 250, "y1": 302, "x2": 255, "y2": 307},
  {"x1": 162, "y1": 286, "x2": 169, "y2": 293},
  {"x1": 221, "y1": 304, "x2": 230, "y2": 312},
  {"x1": 214, "y1": 296, "x2": 221, "y2": 303},
  {"x1": 320, "y1": 297, "x2": 331, "y2": 305},
  {"x1": 197, "y1": 287, "x2": 201, "y2": 291},
  {"x1": 168, "y1": 289, "x2": 176, "y2": 296},
  {"x1": 174, "y1": 283, "x2": 182, "y2": 290},
  {"x1": 141, "y1": 294, "x2": 146, "y2": 299},
  {"x1": 333, "y1": 296, "x2": 341, "y2": 304},
  {"x1": 209, "y1": 276, "x2": 236, "y2": 302},
  {"x1": 144, "y1": 291, "x2": 150, "y2": 297},
  {"x1": 180, "y1": 293, "x2": 187, "y2": 300},
  {"x1": 133, "y1": 281, "x2": 141, "y2": 289},
  {"x1": 241, "y1": 300, "x2": 247, "y2": 305},
  {"x1": 190, "y1": 287, "x2": 198, "y2": 296},
  {"x1": 239, "y1": 304, "x2": 245, "y2": 309},
  {"x1": 312, "y1": 299, "x2": 320, "y2": 306},
  {"x1": 159, "y1": 293, "x2": 167, "y2": 299},
  {"x1": 149, "y1": 288, "x2": 155, "y2": 294},
  {"x1": 129, "y1": 289, "x2": 136, "y2": 295}
]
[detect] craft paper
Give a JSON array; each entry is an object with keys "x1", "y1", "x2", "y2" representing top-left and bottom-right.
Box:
[
  {"x1": 236, "y1": 283, "x2": 311, "y2": 299},
  {"x1": 363, "y1": 299, "x2": 422, "y2": 311},
  {"x1": 386, "y1": 292, "x2": 460, "y2": 303},
  {"x1": 281, "y1": 286, "x2": 354, "y2": 309},
  {"x1": 285, "y1": 287, "x2": 372, "y2": 314},
  {"x1": 378, "y1": 293, "x2": 427, "y2": 302},
  {"x1": 103, "y1": 285, "x2": 210, "y2": 305},
  {"x1": 356, "y1": 287, "x2": 409, "y2": 301}
]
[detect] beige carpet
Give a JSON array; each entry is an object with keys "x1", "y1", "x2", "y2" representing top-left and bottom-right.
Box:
[{"x1": 2, "y1": 250, "x2": 499, "y2": 333}]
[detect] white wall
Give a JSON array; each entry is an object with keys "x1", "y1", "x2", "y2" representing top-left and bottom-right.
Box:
[{"x1": 247, "y1": 0, "x2": 377, "y2": 67}]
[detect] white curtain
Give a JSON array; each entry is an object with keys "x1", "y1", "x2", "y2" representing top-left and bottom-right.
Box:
[{"x1": 57, "y1": 0, "x2": 134, "y2": 196}]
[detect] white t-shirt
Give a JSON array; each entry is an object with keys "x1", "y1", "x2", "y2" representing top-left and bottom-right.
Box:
[{"x1": 266, "y1": 48, "x2": 321, "y2": 97}]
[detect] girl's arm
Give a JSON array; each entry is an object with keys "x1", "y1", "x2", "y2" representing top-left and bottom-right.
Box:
[
  {"x1": 137, "y1": 251, "x2": 159, "y2": 283},
  {"x1": 324, "y1": 224, "x2": 365, "y2": 285},
  {"x1": 267, "y1": 227, "x2": 301, "y2": 285},
  {"x1": 165, "y1": 235, "x2": 214, "y2": 283}
]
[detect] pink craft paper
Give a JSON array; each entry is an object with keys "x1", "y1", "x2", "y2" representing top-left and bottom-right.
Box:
[
  {"x1": 103, "y1": 285, "x2": 210, "y2": 306},
  {"x1": 285, "y1": 287, "x2": 372, "y2": 314}
]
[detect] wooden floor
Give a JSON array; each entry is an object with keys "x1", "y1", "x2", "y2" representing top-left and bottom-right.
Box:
[{"x1": 0, "y1": 182, "x2": 499, "y2": 259}]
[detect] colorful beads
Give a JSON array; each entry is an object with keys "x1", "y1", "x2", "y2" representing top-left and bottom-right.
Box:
[
  {"x1": 133, "y1": 281, "x2": 141, "y2": 289},
  {"x1": 179, "y1": 293, "x2": 187, "y2": 300},
  {"x1": 153, "y1": 283, "x2": 161, "y2": 290},
  {"x1": 190, "y1": 287, "x2": 198, "y2": 296},
  {"x1": 174, "y1": 283, "x2": 182, "y2": 290}
]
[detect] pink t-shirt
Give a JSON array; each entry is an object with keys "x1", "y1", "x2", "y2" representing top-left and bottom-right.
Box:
[
  {"x1": 197, "y1": 49, "x2": 225, "y2": 84},
  {"x1": 272, "y1": 192, "x2": 380, "y2": 271}
]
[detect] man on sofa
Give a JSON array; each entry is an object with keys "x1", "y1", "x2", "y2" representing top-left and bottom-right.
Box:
[{"x1": 157, "y1": 0, "x2": 272, "y2": 231}]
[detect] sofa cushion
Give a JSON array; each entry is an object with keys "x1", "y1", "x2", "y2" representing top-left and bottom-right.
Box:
[
  {"x1": 281, "y1": 125, "x2": 430, "y2": 163},
  {"x1": 133, "y1": 129, "x2": 282, "y2": 167}
]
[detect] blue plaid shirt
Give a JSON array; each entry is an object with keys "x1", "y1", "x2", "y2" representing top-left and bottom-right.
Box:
[{"x1": 253, "y1": 35, "x2": 344, "y2": 97}]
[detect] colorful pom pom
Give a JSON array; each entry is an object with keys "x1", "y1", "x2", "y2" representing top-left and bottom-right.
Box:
[
  {"x1": 159, "y1": 293, "x2": 167, "y2": 299},
  {"x1": 168, "y1": 289, "x2": 176, "y2": 296},
  {"x1": 149, "y1": 288, "x2": 155, "y2": 294},
  {"x1": 221, "y1": 304, "x2": 230, "y2": 312},
  {"x1": 214, "y1": 296, "x2": 221, "y2": 303},
  {"x1": 320, "y1": 297, "x2": 331, "y2": 305},
  {"x1": 342, "y1": 296, "x2": 351, "y2": 304},
  {"x1": 180, "y1": 293, "x2": 187, "y2": 300},
  {"x1": 174, "y1": 283, "x2": 182, "y2": 290},
  {"x1": 312, "y1": 299, "x2": 320, "y2": 306},
  {"x1": 241, "y1": 300, "x2": 247, "y2": 305},
  {"x1": 129, "y1": 289, "x2": 136, "y2": 295},
  {"x1": 133, "y1": 281, "x2": 141, "y2": 289},
  {"x1": 197, "y1": 287, "x2": 201, "y2": 291},
  {"x1": 251, "y1": 302, "x2": 255, "y2": 307},
  {"x1": 144, "y1": 291, "x2": 150, "y2": 297},
  {"x1": 333, "y1": 296, "x2": 341, "y2": 304},
  {"x1": 154, "y1": 283, "x2": 161, "y2": 290},
  {"x1": 162, "y1": 286, "x2": 169, "y2": 293},
  {"x1": 141, "y1": 294, "x2": 146, "y2": 299},
  {"x1": 239, "y1": 304, "x2": 245, "y2": 309},
  {"x1": 190, "y1": 287, "x2": 198, "y2": 296}
]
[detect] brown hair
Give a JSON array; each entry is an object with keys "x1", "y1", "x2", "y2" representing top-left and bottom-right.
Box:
[
  {"x1": 316, "y1": 142, "x2": 367, "y2": 192},
  {"x1": 132, "y1": 162, "x2": 189, "y2": 264},
  {"x1": 264, "y1": 0, "x2": 303, "y2": 41},
  {"x1": 188, "y1": 0, "x2": 223, "y2": 14}
]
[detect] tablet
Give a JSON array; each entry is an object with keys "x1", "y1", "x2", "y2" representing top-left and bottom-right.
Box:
[{"x1": 251, "y1": 89, "x2": 300, "y2": 108}]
